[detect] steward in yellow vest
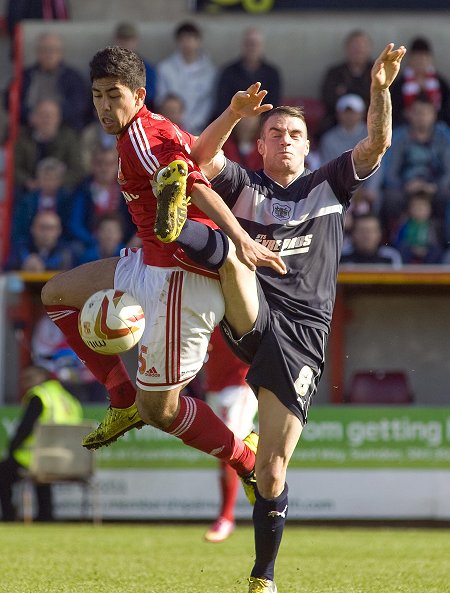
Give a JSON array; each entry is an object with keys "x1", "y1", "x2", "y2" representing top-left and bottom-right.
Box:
[{"x1": 0, "y1": 365, "x2": 82, "y2": 522}]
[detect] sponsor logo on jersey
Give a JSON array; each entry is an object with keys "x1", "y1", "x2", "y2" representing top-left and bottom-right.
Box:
[
  {"x1": 272, "y1": 202, "x2": 292, "y2": 221},
  {"x1": 117, "y1": 158, "x2": 127, "y2": 185},
  {"x1": 122, "y1": 191, "x2": 140, "y2": 202},
  {"x1": 151, "y1": 113, "x2": 165, "y2": 120},
  {"x1": 255, "y1": 233, "x2": 313, "y2": 256}
]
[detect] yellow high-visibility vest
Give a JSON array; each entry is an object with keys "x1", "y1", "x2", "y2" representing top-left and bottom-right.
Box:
[{"x1": 12, "y1": 380, "x2": 83, "y2": 469}]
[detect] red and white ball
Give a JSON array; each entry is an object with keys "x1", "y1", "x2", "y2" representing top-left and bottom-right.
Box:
[{"x1": 78, "y1": 289, "x2": 145, "y2": 355}]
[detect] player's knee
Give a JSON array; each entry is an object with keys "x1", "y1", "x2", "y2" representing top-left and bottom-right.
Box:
[
  {"x1": 41, "y1": 274, "x2": 63, "y2": 305},
  {"x1": 256, "y1": 461, "x2": 286, "y2": 500},
  {"x1": 135, "y1": 389, "x2": 178, "y2": 430}
]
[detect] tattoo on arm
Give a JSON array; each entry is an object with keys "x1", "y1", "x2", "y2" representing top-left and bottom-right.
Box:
[{"x1": 353, "y1": 88, "x2": 392, "y2": 178}]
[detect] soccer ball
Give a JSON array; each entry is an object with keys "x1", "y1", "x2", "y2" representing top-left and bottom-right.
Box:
[{"x1": 78, "y1": 289, "x2": 145, "y2": 355}]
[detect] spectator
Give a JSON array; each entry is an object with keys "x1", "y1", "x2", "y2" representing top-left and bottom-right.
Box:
[
  {"x1": 319, "y1": 94, "x2": 367, "y2": 163},
  {"x1": 14, "y1": 98, "x2": 83, "y2": 192},
  {"x1": 381, "y1": 92, "x2": 450, "y2": 234},
  {"x1": 204, "y1": 329, "x2": 258, "y2": 543},
  {"x1": 77, "y1": 213, "x2": 125, "y2": 265},
  {"x1": 320, "y1": 29, "x2": 373, "y2": 133},
  {"x1": 11, "y1": 156, "x2": 72, "y2": 244},
  {"x1": 31, "y1": 315, "x2": 106, "y2": 402},
  {"x1": 319, "y1": 93, "x2": 381, "y2": 214},
  {"x1": 391, "y1": 37, "x2": 450, "y2": 127},
  {"x1": 113, "y1": 22, "x2": 156, "y2": 110},
  {"x1": 0, "y1": 365, "x2": 82, "y2": 522},
  {"x1": 155, "y1": 21, "x2": 216, "y2": 135},
  {"x1": 340, "y1": 214, "x2": 402, "y2": 267},
  {"x1": 69, "y1": 146, "x2": 134, "y2": 249},
  {"x1": 394, "y1": 192, "x2": 443, "y2": 264},
  {"x1": 19, "y1": 32, "x2": 90, "y2": 131},
  {"x1": 223, "y1": 116, "x2": 263, "y2": 171},
  {"x1": 6, "y1": 210, "x2": 76, "y2": 272},
  {"x1": 156, "y1": 93, "x2": 185, "y2": 128},
  {"x1": 213, "y1": 27, "x2": 282, "y2": 119},
  {"x1": 79, "y1": 116, "x2": 117, "y2": 174}
]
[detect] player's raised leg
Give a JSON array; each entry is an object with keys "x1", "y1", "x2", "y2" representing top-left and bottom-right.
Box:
[{"x1": 41, "y1": 258, "x2": 143, "y2": 448}]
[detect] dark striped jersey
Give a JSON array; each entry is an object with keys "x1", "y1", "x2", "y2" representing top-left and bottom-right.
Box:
[{"x1": 212, "y1": 151, "x2": 367, "y2": 333}]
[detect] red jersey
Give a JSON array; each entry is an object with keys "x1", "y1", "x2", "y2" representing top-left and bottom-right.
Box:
[
  {"x1": 205, "y1": 329, "x2": 249, "y2": 392},
  {"x1": 116, "y1": 106, "x2": 216, "y2": 272}
]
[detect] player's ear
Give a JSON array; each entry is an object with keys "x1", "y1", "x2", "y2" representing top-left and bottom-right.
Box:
[
  {"x1": 257, "y1": 138, "x2": 265, "y2": 156},
  {"x1": 135, "y1": 87, "x2": 146, "y2": 106},
  {"x1": 304, "y1": 139, "x2": 310, "y2": 156}
]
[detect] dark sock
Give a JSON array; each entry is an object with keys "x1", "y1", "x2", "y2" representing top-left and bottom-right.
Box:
[
  {"x1": 251, "y1": 484, "x2": 289, "y2": 582},
  {"x1": 176, "y1": 219, "x2": 229, "y2": 270}
]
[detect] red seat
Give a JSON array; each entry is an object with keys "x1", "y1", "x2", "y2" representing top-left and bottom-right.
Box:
[{"x1": 347, "y1": 371, "x2": 413, "y2": 405}]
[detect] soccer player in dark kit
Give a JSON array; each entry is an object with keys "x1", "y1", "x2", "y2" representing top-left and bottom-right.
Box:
[{"x1": 169, "y1": 42, "x2": 407, "y2": 593}]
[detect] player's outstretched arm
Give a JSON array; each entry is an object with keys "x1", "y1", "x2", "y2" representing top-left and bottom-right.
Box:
[
  {"x1": 191, "y1": 183, "x2": 286, "y2": 275},
  {"x1": 352, "y1": 43, "x2": 407, "y2": 178},
  {"x1": 191, "y1": 82, "x2": 272, "y2": 179}
]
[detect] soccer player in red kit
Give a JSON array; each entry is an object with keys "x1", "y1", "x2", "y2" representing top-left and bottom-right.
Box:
[{"x1": 41, "y1": 46, "x2": 281, "y2": 475}]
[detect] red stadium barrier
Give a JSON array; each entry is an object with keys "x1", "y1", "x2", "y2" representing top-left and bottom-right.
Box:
[{"x1": 1, "y1": 23, "x2": 23, "y2": 265}]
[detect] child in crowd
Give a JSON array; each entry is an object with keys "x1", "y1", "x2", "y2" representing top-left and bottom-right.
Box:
[
  {"x1": 11, "y1": 157, "x2": 72, "y2": 244},
  {"x1": 394, "y1": 191, "x2": 443, "y2": 264}
]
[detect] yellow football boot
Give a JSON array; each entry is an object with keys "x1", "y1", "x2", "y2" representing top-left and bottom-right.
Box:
[
  {"x1": 82, "y1": 403, "x2": 144, "y2": 450},
  {"x1": 248, "y1": 577, "x2": 277, "y2": 592},
  {"x1": 154, "y1": 159, "x2": 190, "y2": 243},
  {"x1": 240, "y1": 431, "x2": 259, "y2": 505}
]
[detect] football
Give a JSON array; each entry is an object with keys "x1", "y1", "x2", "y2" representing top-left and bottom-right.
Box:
[{"x1": 78, "y1": 289, "x2": 145, "y2": 355}]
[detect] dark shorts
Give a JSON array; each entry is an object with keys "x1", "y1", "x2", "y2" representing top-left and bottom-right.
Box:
[{"x1": 220, "y1": 281, "x2": 327, "y2": 425}]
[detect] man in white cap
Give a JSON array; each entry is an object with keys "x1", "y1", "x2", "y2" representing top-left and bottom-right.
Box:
[{"x1": 319, "y1": 93, "x2": 367, "y2": 163}]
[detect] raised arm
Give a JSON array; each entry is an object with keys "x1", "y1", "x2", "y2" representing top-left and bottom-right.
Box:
[
  {"x1": 191, "y1": 82, "x2": 272, "y2": 179},
  {"x1": 352, "y1": 43, "x2": 406, "y2": 178}
]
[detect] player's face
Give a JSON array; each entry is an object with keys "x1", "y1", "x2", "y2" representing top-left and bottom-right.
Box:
[
  {"x1": 92, "y1": 78, "x2": 145, "y2": 135},
  {"x1": 258, "y1": 115, "x2": 309, "y2": 174}
]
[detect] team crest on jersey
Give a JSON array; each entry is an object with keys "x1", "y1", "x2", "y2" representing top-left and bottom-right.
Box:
[
  {"x1": 117, "y1": 158, "x2": 127, "y2": 185},
  {"x1": 272, "y1": 202, "x2": 292, "y2": 221}
]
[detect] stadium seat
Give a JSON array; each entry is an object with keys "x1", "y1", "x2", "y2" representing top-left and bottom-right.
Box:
[
  {"x1": 21, "y1": 422, "x2": 101, "y2": 524},
  {"x1": 346, "y1": 371, "x2": 414, "y2": 405}
]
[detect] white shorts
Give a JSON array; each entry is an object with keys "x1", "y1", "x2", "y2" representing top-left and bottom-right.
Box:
[
  {"x1": 206, "y1": 385, "x2": 258, "y2": 438},
  {"x1": 114, "y1": 249, "x2": 224, "y2": 391}
]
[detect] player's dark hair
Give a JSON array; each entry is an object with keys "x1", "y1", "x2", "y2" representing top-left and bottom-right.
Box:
[
  {"x1": 258, "y1": 105, "x2": 307, "y2": 137},
  {"x1": 90, "y1": 46, "x2": 146, "y2": 90}
]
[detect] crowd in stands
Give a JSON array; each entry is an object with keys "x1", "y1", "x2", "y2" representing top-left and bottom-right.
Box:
[
  {"x1": 2, "y1": 19, "x2": 450, "y2": 278},
  {"x1": 0, "y1": 14, "x2": 449, "y2": 404}
]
